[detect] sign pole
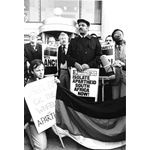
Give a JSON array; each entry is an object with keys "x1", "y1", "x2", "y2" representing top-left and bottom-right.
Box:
[{"x1": 53, "y1": 124, "x2": 65, "y2": 149}]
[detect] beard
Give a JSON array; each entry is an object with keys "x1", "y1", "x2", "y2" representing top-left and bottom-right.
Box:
[{"x1": 115, "y1": 39, "x2": 125, "y2": 45}]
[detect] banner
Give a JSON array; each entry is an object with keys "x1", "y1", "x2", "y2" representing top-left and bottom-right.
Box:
[
  {"x1": 55, "y1": 85, "x2": 126, "y2": 149},
  {"x1": 70, "y1": 68, "x2": 99, "y2": 102},
  {"x1": 24, "y1": 76, "x2": 57, "y2": 133},
  {"x1": 42, "y1": 44, "x2": 58, "y2": 75}
]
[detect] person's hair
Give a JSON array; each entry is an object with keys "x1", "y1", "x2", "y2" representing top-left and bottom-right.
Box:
[
  {"x1": 29, "y1": 32, "x2": 38, "y2": 38},
  {"x1": 48, "y1": 36, "x2": 55, "y2": 41},
  {"x1": 29, "y1": 59, "x2": 44, "y2": 74},
  {"x1": 111, "y1": 29, "x2": 124, "y2": 41},
  {"x1": 58, "y1": 32, "x2": 69, "y2": 40},
  {"x1": 105, "y1": 35, "x2": 112, "y2": 41}
]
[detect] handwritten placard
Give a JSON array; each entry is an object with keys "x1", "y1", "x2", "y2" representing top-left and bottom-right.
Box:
[{"x1": 24, "y1": 76, "x2": 57, "y2": 133}]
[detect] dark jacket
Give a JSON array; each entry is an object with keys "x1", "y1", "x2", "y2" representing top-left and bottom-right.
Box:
[
  {"x1": 57, "y1": 45, "x2": 68, "y2": 77},
  {"x1": 24, "y1": 43, "x2": 42, "y2": 64},
  {"x1": 24, "y1": 43, "x2": 42, "y2": 81},
  {"x1": 67, "y1": 35, "x2": 102, "y2": 68}
]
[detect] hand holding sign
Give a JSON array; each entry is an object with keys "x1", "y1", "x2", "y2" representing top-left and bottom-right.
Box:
[
  {"x1": 74, "y1": 62, "x2": 83, "y2": 72},
  {"x1": 82, "y1": 64, "x2": 90, "y2": 71},
  {"x1": 70, "y1": 68, "x2": 99, "y2": 102}
]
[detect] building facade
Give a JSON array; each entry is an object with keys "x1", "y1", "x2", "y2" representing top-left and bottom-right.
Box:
[{"x1": 24, "y1": 0, "x2": 102, "y2": 42}]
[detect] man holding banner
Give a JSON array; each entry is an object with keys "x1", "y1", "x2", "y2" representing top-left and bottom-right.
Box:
[
  {"x1": 67, "y1": 19, "x2": 102, "y2": 72},
  {"x1": 24, "y1": 59, "x2": 59, "y2": 150}
]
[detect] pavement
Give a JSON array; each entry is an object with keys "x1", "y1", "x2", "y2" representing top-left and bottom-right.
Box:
[
  {"x1": 24, "y1": 128, "x2": 91, "y2": 150},
  {"x1": 24, "y1": 128, "x2": 125, "y2": 150}
]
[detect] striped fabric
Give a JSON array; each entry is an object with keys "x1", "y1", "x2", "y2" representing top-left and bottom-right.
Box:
[{"x1": 55, "y1": 85, "x2": 126, "y2": 149}]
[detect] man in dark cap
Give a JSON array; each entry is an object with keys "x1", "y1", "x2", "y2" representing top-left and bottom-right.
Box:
[
  {"x1": 67, "y1": 19, "x2": 102, "y2": 72},
  {"x1": 77, "y1": 19, "x2": 90, "y2": 27}
]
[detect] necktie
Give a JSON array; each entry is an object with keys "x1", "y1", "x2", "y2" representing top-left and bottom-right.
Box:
[
  {"x1": 31, "y1": 43, "x2": 37, "y2": 51},
  {"x1": 61, "y1": 45, "x2": 66, "y2": 64}
]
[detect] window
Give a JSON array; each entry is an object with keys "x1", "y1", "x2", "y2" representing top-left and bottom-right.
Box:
[
  {"x1": 24, "y1": 0, "x2": 102, "y2": 24},
  {"x1": 41, "y1": 0, "x2": 79, "y2": 21},
  {"x1": 24, "y1": 0, "x2": 41, "y2": 22},
  {"x1": 81, "y1": 0, "x2": 102, "y2": 24}
]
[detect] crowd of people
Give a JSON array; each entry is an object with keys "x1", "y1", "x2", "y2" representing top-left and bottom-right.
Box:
[{"x1": 24, "y1": 18, "x2": 126, "y2": 150}]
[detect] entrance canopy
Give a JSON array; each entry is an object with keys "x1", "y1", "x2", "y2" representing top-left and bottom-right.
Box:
[
  {"x1": 39, "y1": 17, "x2": 78, "y2": 33},
  {"x1": 39, "y1": 16, "x2": 78, "y2": 44}
]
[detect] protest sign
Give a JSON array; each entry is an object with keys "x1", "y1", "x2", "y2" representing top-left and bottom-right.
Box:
[
  {"x1": 70, "y1": 68, "x2": 99, "y2": 102},
  {"x1": 24, "y1": 76, "x2": 57, "y2": 133},
  {"x1": 101, "y1": 42, "x2": 115, "y2": 65},
  {"x1": 42, "y1": 44, "x2": 58, "y2": 75}
]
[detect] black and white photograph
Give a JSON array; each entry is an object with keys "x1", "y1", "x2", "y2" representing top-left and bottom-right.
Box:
[
  {"x1": 1, "y1": 0, "x2": 150, "y2": 150},
  {"x1": 1, "y1": 0, "x2": 150, "y2": 149},
  {"x1": 24, "y1": 0, "x2": 127, "y2": 149}
]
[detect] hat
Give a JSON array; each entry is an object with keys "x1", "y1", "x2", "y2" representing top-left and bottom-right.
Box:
[{"x1": 77, "y1": 19, "x2": 90, "y2": 26}]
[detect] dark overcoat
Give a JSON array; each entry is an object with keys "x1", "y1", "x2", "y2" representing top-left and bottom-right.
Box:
[
  {"x1": 24, "y1": 43, "x2": 42, "y2": 63},
  {"x1": 67, "y1": 35, "x2": 102, "y2": 68}
]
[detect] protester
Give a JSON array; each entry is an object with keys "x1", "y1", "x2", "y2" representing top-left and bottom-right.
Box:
[
  {"x1": 24, "y1": 32, "x2": 42, "y2": 84},
  {"x1": 69, "y1": 33, "x2": 77, "y2": 41},
  {"x1": 48, "y1": 36, "x2": 56, "y2": 47},
  {"x1": 57, "y1": 32, "x2": 70, "y2": 89},
  {"x1": 67, "y1": 19, "x2": 102, "y2": 72},
  {"x1": 100, "y1": 35, "x2": 115, "y2": 77},
  {"x1": 102, "y1": 34, "x2": 115, "y2": 71},
  {"x1": 111, "y1": 29, "x2": 126, "y2": 99},
  {"x1": 24, "y1": 59, "x2": 59, "y2": 150},
  {"x1": 105, "y1": 35, "x2": 114, "y2": 45}
]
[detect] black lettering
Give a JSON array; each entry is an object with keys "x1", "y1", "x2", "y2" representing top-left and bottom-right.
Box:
[
  {"x1": 78, "y1": 91, "x2": 89, "y2": 97},
  {"x1": 38, "y1": 120, "x2": 43, "y2": 127},
  {"x1": 37, "y1": 112, "x2": 56, "y2": 127},
  {"x1": 48, "y1": 59, "x2": 51, "y2": 66}
]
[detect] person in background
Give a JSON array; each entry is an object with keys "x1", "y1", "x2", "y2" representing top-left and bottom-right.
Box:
[
  {"x1": 24, "y1": 32, "x2": 42, "y2": 84},
  {"x1": 100, "y1": 35, "x2": 115, "y2": 77},
  {"x1": 58, "y1": 32, "x2": 70, "y2": 89},
  {"x1": 37, "y1": 36, "x2": 43, "y2": 45},
  {"x1": 48, "y1": 36, "x2": 56, "y2": 47},
  {"x1": 105, "y1": 35, "x2": 114, "y2": 45},
  {"x1": 24, "y1": 59, "x2": 59, "y2": 150},
  {"x1": 67, "y1": 19, "x2": 101, "y2": 72},
  {"x1": 69, "y1": 33, "x2": 77, "y2": 41},
  {"x1": 111, "y1": 29, "x2": 126, "y2": 100}
]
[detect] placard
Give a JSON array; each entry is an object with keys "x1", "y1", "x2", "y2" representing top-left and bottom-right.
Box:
[
  {"x1": 42, "y1": 44, "x2": 58, "y2": 75},
  {"x1": 70, "y1": 68, "x2": 99, "y2": 102},
  {"x1": 101, "y1": 43, "x2": 115, "y2": 64},
  {"x1": 24, "y1": 76, "x2": 57, "y2": 133}
]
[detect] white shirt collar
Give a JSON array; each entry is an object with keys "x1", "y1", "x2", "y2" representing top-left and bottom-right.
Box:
[{"x1": 79, "y1": 33, "x2": 89, "y2": 38}]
